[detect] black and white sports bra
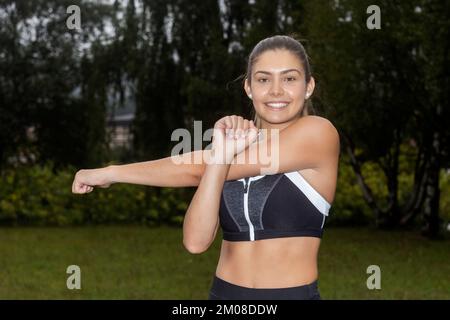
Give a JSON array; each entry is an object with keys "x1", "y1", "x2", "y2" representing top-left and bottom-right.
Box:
[{"x1": 219, "y1": 171, "x2": 331, "y2": 241}]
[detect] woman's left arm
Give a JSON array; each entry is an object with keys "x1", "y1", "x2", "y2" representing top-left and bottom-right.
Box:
[
  {"x1": 183, "y1": 116, "x2": 259, "y2": 254},
  {"x1": 182, "y1": 160, "x2": 230, "y2": 254}
]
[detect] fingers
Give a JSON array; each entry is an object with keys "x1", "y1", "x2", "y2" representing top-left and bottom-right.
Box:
[
  {"x1": 216, "y1": 115, "x2": 259, "y2": 141},
  {"x1": 229, "y1": 117, "x2": 240, "y2": 139},
  {"x1": 243, "y1": 119, "x2": 250, "y2": 131},
  {"x1": 233, "y1": 124, "x2": 257, "y2": 140},
  {"x1": 72, "y1": 171, "x2": 83, "y2": 194},
  {"x1": 79, "y1": 184, "x2": 89, "y2": 194},
  {"x1": 225, "y1": 115, "x2": 252, "y2": 138},
  {"x1": 224, "y1": 116, "x2": 233, "y2": 129},
  {"x1": 246, "y1": 123, "x2": 259, "y2": 143},
  {"x1": 81, "y1": 184, "x2": 93, "y2": 193},
  {"x1": 231, "y1": 116, "x2": 238, "y2": 129},
  {"x1": 72, "y1": 180, "x2": 94, "y2": 194},
  {"x1": 236, "y1": 117, "x2": 244, "y2": 137},
  {"x1": 224, "y1": 116, "x2": 233, "y2": 137},
  {"x1": 73, "y1": 181, "x2": 81, "y2": 194}
]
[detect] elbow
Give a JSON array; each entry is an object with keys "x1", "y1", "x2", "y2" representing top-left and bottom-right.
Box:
[
  {"x1": 191, "y1": 173, "x2": 202, "y2": 187},
  {"x1": 193, "y1": 165, "x2": 205, "y2": 186},
  {"x1": 183, "y1": 239, "x2": 209, "y2": 254}
]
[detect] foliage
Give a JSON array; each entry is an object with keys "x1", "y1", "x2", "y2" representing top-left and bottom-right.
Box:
[{"x1": 0, "y1": 162, "x2": 193, "y2": 226}]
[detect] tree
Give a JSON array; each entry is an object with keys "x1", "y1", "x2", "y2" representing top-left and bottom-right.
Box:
[{"x1": 304, "y1": 0, "x2": 449, "y2": 238}]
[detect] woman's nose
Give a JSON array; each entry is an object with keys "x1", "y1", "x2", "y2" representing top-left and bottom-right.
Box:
[{"x1": 269, "y1": 78, "x2": 284, "y2": 96}]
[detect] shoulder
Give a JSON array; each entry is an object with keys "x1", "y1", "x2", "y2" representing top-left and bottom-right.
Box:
[
  {"x1": 290, "y1": 116, "x2": 340, "y2": 146},
  {"x1": 294, "y1": 115, "x2": 336, "y2": 130}
]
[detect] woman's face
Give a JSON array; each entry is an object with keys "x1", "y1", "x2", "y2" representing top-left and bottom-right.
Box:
[{"x1": 245, "y1": 49, "x2": 315, "y2": 130}]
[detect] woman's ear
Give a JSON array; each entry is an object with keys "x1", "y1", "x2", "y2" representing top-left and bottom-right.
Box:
[
  {"x1": 306, "y1": 76, "x2": 316, "y2": 99},
  {"x1": 244, "y1": 78, "x2": 252, "y2": 99}
]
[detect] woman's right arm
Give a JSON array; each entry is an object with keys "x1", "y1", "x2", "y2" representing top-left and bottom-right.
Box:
[
  {"x1": 72, "y1": 149, "x2": 208, "y2": 193},
  {"x1": 108, "y1": 150, "x2": 207, "y2": 187}
]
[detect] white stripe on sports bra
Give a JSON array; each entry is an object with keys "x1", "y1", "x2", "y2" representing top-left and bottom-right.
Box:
[{"x1": 284, "y1": 171, "x2": 331, "y2": 216}]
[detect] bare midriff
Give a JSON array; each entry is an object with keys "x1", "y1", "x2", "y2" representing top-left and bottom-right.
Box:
[{"x1": 215, "y1": 236, "x2": 321, "y2": 288}]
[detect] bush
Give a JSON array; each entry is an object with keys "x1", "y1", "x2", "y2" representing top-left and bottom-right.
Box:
[
  {"x1": 1, "y1": 151, "x2": 448, "y2": 227},
  {"x1": 328, "y1": 155, "x2": 373, "y2": 227},
  {"x1": 329, "y1": 143, "x2": 450, "y2": 227},
  {"x1": 0, "y1": 162, "x2": 193, "y2": 226}
]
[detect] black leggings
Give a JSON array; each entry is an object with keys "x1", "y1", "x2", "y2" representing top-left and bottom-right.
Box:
[{"x1": 208, "y1": 275, "x2": 321, "y2": 300}]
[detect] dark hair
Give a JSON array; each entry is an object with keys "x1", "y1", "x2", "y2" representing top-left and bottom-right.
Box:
[{"x1": 245, "y1": 35, "x2": 315, "y2": 127}]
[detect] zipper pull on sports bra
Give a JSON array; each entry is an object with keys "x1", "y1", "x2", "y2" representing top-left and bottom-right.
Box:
[{"x1": 243, "y1": 178, "x2": 249, "y2": 193}]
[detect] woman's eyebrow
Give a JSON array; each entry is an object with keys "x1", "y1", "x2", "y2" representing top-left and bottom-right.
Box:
[{"x1": 254, "y1": 69, "x2": 302, "y2": 75}]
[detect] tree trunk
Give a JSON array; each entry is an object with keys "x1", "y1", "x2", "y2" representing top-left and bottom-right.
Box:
[
  {"x1": 342, "y1": 131, "x2": 384, "y2": 224},
  {"x1": 400, "y1": 143, "x2": 428, "y2": 226},
  {"x1": 379, "y1": 128, "x2": 401, "y2": 228},
  {"x1": 421, "y1": 129, "x2": 442, "y2": 239}
]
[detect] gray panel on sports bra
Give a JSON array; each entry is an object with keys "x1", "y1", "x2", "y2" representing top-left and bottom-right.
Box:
[
  {"x1": 247, "y1": 174, "x2": 284, "y2": 230},
  {"x1": 222, "y1": 174, "x2": 285, "y2": 233},
  {"x1": 222, "y1": 180, "x2": 247, "y2": 232}
]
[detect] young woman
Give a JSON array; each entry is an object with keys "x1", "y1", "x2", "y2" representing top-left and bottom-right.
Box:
[{"x1": 72, "y1": 35, "x2": 340, "y2": 300}]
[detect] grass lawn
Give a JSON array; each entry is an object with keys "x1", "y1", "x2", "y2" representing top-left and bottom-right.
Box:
[{"x1": 0, "y1": 225, "x2": 448, "y2": 299}]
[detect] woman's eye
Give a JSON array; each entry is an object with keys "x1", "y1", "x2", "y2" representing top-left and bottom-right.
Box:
[
  {"x1": 285, "y1": 77, "x2": 296, "y2": 81},
  {"x1": 257, "y1": 78, "x2": 268, "y2": 83}
]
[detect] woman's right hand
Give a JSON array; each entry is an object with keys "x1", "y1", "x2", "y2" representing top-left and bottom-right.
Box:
[
  {"x1": 210, "y1": 115, "x2": 259, "y2": 164},
  {"x1": 71, "y1": 167, "x2": 115, "y2": 194}
]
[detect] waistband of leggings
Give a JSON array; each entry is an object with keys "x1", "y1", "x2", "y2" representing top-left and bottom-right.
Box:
[{"x1": 210, "y1": 275, "x2": 319, "y2": 300}]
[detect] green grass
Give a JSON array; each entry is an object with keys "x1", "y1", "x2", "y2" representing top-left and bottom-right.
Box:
[{"x1": 0, "y1": 226, "x2": 448, "y2": 299}]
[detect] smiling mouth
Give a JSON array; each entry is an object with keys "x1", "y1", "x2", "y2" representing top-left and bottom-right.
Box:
[{"x1": 264, "y1": 102, "x2": 290, "y2": 110}]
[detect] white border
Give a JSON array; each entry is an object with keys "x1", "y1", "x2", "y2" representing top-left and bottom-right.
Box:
[{"x1": 284, "y1": 171, "x2": 331, "y2": 216}]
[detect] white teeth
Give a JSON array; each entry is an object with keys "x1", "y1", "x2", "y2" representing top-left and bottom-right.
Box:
[{"x1": 266, "y1": 102, "x2": 288, "y2": 108}]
